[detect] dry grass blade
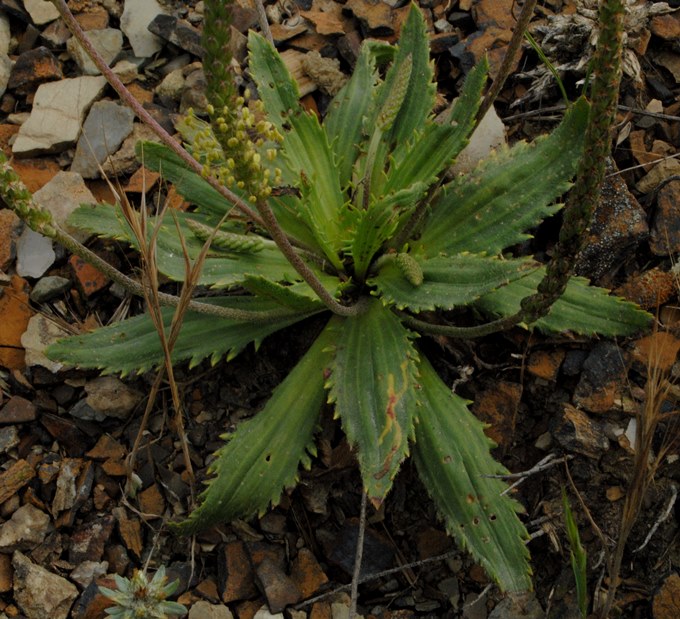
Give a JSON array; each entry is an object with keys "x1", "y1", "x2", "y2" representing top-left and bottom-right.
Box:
[{"x1": 599, "y1": 320, "x2": 679, "y2": 617}]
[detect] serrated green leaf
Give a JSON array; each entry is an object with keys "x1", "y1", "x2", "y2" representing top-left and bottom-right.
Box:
[
  {"x1": 67, "y1": 204, "x2": 299, "y2": 288},
  {"x1": 377, "y1": 3, "x2": 434, "y2": 146},
  {"x1": 413, "y1": 357, "x2": 531, "y2": 592},
  {"x1": 172, "y1": 319, "x2": 334, "y2": 534},
  {"x1": 242, "y1": 276, "x2": 326, "y2": 312},
  {"x1": 371, "y1": 254, "x2": 537, "y2": 311},
  {"x1": 475, "y1": 267, "x2": 653, "y2": 336},
  {"x1": 47, "y1": 297, "x2": 318, "y2": 375},
  {"x1": 324, "y1": 43, "x2": 380, "y2": 188},
  {"x1": 414, "y1": 98, "x2": 590, "y2": 256},
  {"x1": 385, "y1": 57, "x2": 489, "y2": 193},
  {"x1": 328, "y1": 301, "x2": 418, "y2": 505},
  {"x1": 249, "y1": 32, "x2": 345, "y2": 266},
  {"x1": 136, "y1": 142, "x2": 234, "y2": 216},
  {"x1": 350, "y1": 182, "x2": 427, "y2": 279}
]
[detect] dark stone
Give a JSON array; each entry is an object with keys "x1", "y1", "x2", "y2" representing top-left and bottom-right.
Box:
[
  {"x1": 575, "y1": 160, "x2": 649, "y2": 281},
  {"x1": 9, "y1": 46, "x2": 63, "y2": 95},
  {"x1": 147, "y1": 14, "x2": 203, "y2": 58}
]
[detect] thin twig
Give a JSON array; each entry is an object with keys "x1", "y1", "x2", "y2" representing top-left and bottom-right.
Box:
[
  {"x1": 633, "y1": 483, "x2": 678, "y2": 553},
  {"x1": 252, "y1": 0, "x2": 274, "y2": 45},
  {"x1": 476, "y1": 0, "x2": 539, "y2": 123},
  {"x1": 348, "y1": 491, "x2": 368, "y2": 619},
  {"x1": 295, "y1": 549, "x2": 459, "y2": 609}
]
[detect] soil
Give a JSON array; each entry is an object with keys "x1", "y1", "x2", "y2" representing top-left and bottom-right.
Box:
[{"x1": 0, "y1": 1, "x2": 679, "y2": 618}]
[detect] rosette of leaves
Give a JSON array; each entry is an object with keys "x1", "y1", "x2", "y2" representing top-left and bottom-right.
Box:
[
  {"x1": 48, "y1": 5, "x2": 650, "y2": 592},
  {"x1": 99, "y1": 567, "x2": 187, "y2": 618}
]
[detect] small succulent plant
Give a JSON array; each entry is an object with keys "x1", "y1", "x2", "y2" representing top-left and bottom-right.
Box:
[{"x1": 99, "y1": 566, "x2": 187, "y2": 619}]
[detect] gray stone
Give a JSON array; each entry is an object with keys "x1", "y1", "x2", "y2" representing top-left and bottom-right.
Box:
[
  {"x1": 84, "y1": 376, "x2": 143, "y2": 420},
  {"x1": 29, "y1": 275, "x2": 71, "y2": 303},
  {"x1": 66, "y1": 28, "x2": 123, "y2": 75},
  {"x1": 69, "y1": 560, "x2": 109, "y2": 588},
  {"x1": 23, "y1": 0, "x2": 59, "y2": 25},
  {"x1": 12, "y1": 76, "x2": 107, "y2": 155},
  {"x1": 100, "y1": 123, "x2": 161, "y2": 177},
  {"x1": 71, "y1": 101, "x2": 134, "y2": 178},
  {"x1": 0, "y1": 504, "x2": 51, "y2": 552},
  {"x1": 488, "y1": 593, "x2": 544, "y2": 619},
  {"x1": 21, "y1": 313, "x2": 71, "y2": 372},
  {"x1": 120, "y1": 0, "x2": 167, "y2": 58},
  {"x1": 15, "y1": 227, "x2": 54, "y2": 278},
  {"x1": 148, "y1": 14, "x2": 203, "y2": 58},
  {"x1": 0, "y1": 425, "x2": 20, "y2": 454},
  {"x1": 189, "y1": 600, "x2": 234, "y2": 619},
  {"x1": 12, "y1": 551, "x2": 78, "y2": 619},
  {"x1": 0, "y1": 53, "x2": 11, "y2": 97}
]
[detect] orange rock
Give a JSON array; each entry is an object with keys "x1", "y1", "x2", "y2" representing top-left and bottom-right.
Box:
[
  {"x1": 310, "y1": 602, "x2": 332, "y2": 619},
  {"x1": 0, "y1": 275, "x2": 33, "y2": 370},
  {"x1": 127, "y1": 82, "x2": 154, "y2": 106},
  {"x1": 0, "y1": 124, "x2": 20, "y2": 153},
  {"x1": 69, "y1": 255, "x2": 109, "y2": 296},
  {"x1": 472, "y1": 0, "x2": 518, "y2": 30},
  {"x1": 290, "y1": 547, "x2": 329, "y2": 598},
  {"x1": 124, "y1": 166, "x2": 160, "y2": 193},
  {"x1": 218, "y1": 540, "x2": 258, "y2": 603},
  {"x1": 615, "y1": 268, "x2": 676, "y2": 310},
  {"x1": 653, "y1": 572, "x2": 680, "y2": 619},
  {"x1": 138, "y1": 483, "x2": 165, "y2": 519},
  {"x1": 471, "y1": 381, "x2": 522, "y2": 447},
  {"x1": 0, "y1": 209, "x2": 21, "y2": 271},
  {"x1": 527, "y1": 349, "x2": 566, "y2": 381},
  {"x1": 11, "y1": 158, "x2": 61, "y2": 193},
  {"x1": 74, "y1": 6, "x2": 109, "y2": 30},
  {"x1": 650, "y1": 14, "x2": 680, "y2": 40},
  {"x1": 630, "y1": 332, "x2": 680, "y2": 373},
  {"x1": 86, "y1": 435, "x2": 126, "y2": 461},
  {"x1": 0, "y1": 553, "x2": 11, "y2": 593}
]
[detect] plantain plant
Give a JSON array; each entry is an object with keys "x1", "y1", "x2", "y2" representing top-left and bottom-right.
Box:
[{"x1": 0, "y1": 0, "x2": 644, "y2": 593}]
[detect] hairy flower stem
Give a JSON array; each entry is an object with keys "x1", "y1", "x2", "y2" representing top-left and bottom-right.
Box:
[
  {"x1": 518, "y1": 0, "x2": 624, "y2": 324},
  {"x1": 50, "y1": 0, "x2": 351, "y2": 316},
  {"x1": 49, "y1": 0, "x2": 260, "y2": 224},
  {"x1": 0, "y1": 156, "x2": 310, "y2": 323},
  {"x1": 409, "y1": 0, "x2": 625, "y2": 339}
]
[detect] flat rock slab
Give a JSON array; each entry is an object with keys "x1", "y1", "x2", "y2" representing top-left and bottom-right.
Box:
[
  {"x1": 12, "y1": 75, "x2": 107, "y2": 156},
  {"x1": 13, "y1": 551, "x2": 78, "y2": 619},
  {"x1": 33, "y1": 170, "x2": 98, "y2": 238},
  {"x1": 66, "y1": 28, "x2": 123, "y2": 76},
  {"x1": 120, "y1": 0, "x2": 167, "y2": 58}
]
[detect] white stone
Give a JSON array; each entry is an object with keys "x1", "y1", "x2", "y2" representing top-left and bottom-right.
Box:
[
  {"x1": 0, "y1": 504, "x2": 51, "y2": 552},
  {"x1": 33, "y1": 171, "x2": 98, "y2": 240},
  {"x1": 0, "y1": 12, "x2": 11, "y2": 55},
  {"x1": 12, "y1": 76, "x2": 107, "y2": 155},
  {"x1": 13, "y1": 551, "x2": 78, "y2": 619},
  {"x1": 21, "y1": 314, "x2": 71, "y2": 372},
  {"x1": 189, "y1": 601, "x2": 234, "y2": 619},
  {"x1": 66, "y1": 28, "x2": 123, "y2": 75},
  {"x1": 16, "y1": 227, "x2": 55, "y2": 278},
  {"x1": 85, "y1": 376, "x2": 143, "y2": 419},
  {"x1": 253, "y1": 607, "x2": 285, "y2": 619},
  {"x1": 120, "y1": 0, "x2": 167, "y2": 58},
  {"x1": 155, "y1": 67, "x2": 185, "y2": 100},
  {"x1": 450, "y1": 105, "x2": 506, "y2": 175},
  {"x1": 0, "y1": 53, "x2": 11, "y2": 97},
  {"x1": 23, "y1": 0, "x2": 60, "y2": 25}
]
